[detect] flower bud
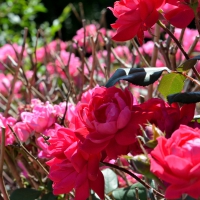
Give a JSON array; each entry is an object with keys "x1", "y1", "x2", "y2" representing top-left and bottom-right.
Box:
[
  {"x1": 131, "y1": 154, "x2": 157, "y2": 179},
  {"x1": 140, "y1": 124, "x2": 164, "y2": 148}
]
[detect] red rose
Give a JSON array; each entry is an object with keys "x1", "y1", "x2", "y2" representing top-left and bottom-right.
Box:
[
  {"x1": 150, "y1": 125, "x2": 200, "y2": 199},
  {"x1": 75, "y1": 86, "x2": 137, "y2": 159},
  {"x1": 138, "y1": 99, "x2": 194, "y2": 138},
  {"x1": 163, "y1": 0, "x2": 198, "y2": 28},
  {"x1": 109, "y1": 0, "x2": 165, "y2": 44}
]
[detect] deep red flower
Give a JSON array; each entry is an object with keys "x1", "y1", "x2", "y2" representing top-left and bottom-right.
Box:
[
  {"x1": 115, "y1": 99, "x2": 195, "y2": 145},
  {"x1": 75, "y1": 86, "x2": 137, "y2": 159},
  {"x1": 163, "y1": 0, "x2": 199, "y2": 28},
  {"x1": 109, "y1": 0, "x2": 165, "y2": 44},
  {"x1": 47, "y1": 152, "x2": 104, "y2": 200}
]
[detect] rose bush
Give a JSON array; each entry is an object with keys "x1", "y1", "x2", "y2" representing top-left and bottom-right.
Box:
[{"x1": 150, "y1": 125, "x2": 200, "y2": 199}]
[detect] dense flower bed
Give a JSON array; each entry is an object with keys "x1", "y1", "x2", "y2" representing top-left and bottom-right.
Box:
[{"x1": 1, "y1": 0, "x2": 200, "y2": 200}]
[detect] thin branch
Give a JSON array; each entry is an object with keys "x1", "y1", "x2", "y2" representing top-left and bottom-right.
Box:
[
  {"x1": 131, "y1": 39, "x2": 150, "y2": 67},
  {"x1": 4, "y1": 151, "x2": 23, "y2": 187},
  {"x1": 8, "y1": 125, "x2": 49, "y2": 175},
  {"x1": 101, "y1": 161, "x2": 164, "y2": 198},
  {"x1": 0, "y1": 128, "x2": 9, "y2": 200},
  {"x1": 4, "y1": 28, "x2": 28, "y2": 117},
  {"x1": 157, "y1": 21, "x2": 200, "y2": 80},
  {"x1": 111, "y1": 47, "x2": 131, "y2": 68},
  {"x1": 147, "y1": 23, "x2": 160, "y2": 100}
]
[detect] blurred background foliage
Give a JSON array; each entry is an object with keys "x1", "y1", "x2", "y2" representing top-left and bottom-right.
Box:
[{"x1": 0, "y1": 0, "x2": 115, "y2": 46}]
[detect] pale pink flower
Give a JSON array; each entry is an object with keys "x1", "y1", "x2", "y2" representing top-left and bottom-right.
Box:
[
  {"x1": 13, "y1": 122, "x2": 33, "y2": 143},
  {"x1": 21, "y1": 101, "x2": 57, "y2": 133}
]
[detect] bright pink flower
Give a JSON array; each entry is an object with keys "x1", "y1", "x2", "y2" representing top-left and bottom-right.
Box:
[
  {"x1": 163, "y1": 0, "x2": 199, "y2": 28},
  {"x1": 75, "y1": 86, "x2": 137, "y2": 158},
  {"x1": 13, "y1": 122, "x2": 33, "y2": 143},
  {"x1": 54, "y1": 102, "x2": 76, "y2": 129},
  {"x1": 150, "y1": 125, "x2": 200, "y2": 199},
  {"x1": 0, "y1": 114, "x2": 16, "y2": 145},
  {"x1": 36, "y1": 124, "x2": 61, "y2": 159},
  {"x1": 109, "y1": 0, "x2": 165, "y2": 44},
  {"x1": 73, "y1": 24, "x2": 105, "y2": 52},
  {"x1": 80, "y1": 85, "x2": 100, "y2": 104},
  {"x1": 0, "y1": 43, "x2": 27, "y2": 70},
  {"x1": 47, "y1": 151, "x2": 104, "y2": 199},
  {"x1": 47, "y1": 127, "x2": 78, "y2": 159},
  {"x1": 21, "y1": 101, "x2": 57, "y2": 133}
]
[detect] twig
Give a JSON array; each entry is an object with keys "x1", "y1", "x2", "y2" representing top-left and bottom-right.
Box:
[
  {"x1": 147, "y1": 23, "x2": 160, "y2": 100},
  {"x1": 89, "y1": 36, "x2": 97, "y2": 88},
  {"x1": 111, "y1": 47, "x2": 131, "y2": 68},
  {"x1": 69, "y1": 3, "x2": 82, "y2": 23},
  {"x1": 0, "y1": 128, "x2": 9, "y2": 200},
  {"x1": 8, "y1": 125, "x2": 49, "y2": 175},
  {"x1": 4, "y1": 28, "x2": 28, "y2": 117},
  {"x1": 4, "y1": 151, "x2": 24, "y2": 187},
  {"x1": 131, "y1": 39, "x2": 150, "y2": 67},
  {"x1": 157, "y1": 21, "x2": 200, "y2": 80},
  {"x1": 101, "y1": 161, "x2": 164, "y2": 198},
  {"x1": 187, "y1": 36, "x2": 200, "y2": 56},
  {"x1": 174, "y1": 71, "x2": 200, "y2": 87}
]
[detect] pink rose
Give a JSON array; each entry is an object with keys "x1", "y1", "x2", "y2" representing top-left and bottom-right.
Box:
[
  {"x1": 21, "y1": 101, "x2": 57, "y2": 133},
  {"x1": 150, "y1": 125, "x2": 200, "y2": 199}
]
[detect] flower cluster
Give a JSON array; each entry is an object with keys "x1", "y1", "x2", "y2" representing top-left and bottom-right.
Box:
[{"x1": 1, "y1": 0, "x2": 200, "y2": 199}]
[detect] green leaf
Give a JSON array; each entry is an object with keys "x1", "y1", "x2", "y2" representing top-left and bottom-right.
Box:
[
  {"x1": 58, "y1": 5, "x2": 71, "y2": 23},
  {"x1": 112, "y1": 182, "x2": 147, "y2": 200},
  {"x1": 158, "y1": 73, "x2": 186, "y2": 99},
  {"x1": 40, "y1": 192, "x2": 57, "y2": 200},
  {"x1": 46, "y1": 180, "x2": 53, "y2": 192},
  {"x1": 10, "y1": 188, "x2": 41, "y2": 200},
  {"x1": 102, "y1": 168, "x2": 118, "y2": 194},
  {"x1": 177, "y1": 55, "x2": 200, "y2": 72}
]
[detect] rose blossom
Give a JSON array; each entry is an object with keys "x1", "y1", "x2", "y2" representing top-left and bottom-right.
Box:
[
  {"x1": 133, "y1": 98, "x2": 195, "y2": 138},
  {"x1": 21, "y1": 101, "x2": 57, "y2": 133},
  {"x1": 109, "y1": 0, "x2": 165, "y2": 44},
  {"x1": 75, "y1": 86, "x2": 137, "y2": 158},
  {"x1": 163, "y1": 0, "x2": 199, "y2": 28},
  {"x1": 47, "y1": 139, "x2": 104, "y2": 199},
  {"x1": 150, "y1": 125, "x2": 200, "y2": 199}
]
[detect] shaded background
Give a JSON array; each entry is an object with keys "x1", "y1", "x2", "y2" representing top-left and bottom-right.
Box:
[
  {"x1": 36, "y1": 0, "x2": 116, "y2": 40},
  {"x1": 0, "y1": 0, "x2": 116, "y2": 45},
  {"x1": 0, "y1": 0, "x2": 195, "y2": 45}
]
